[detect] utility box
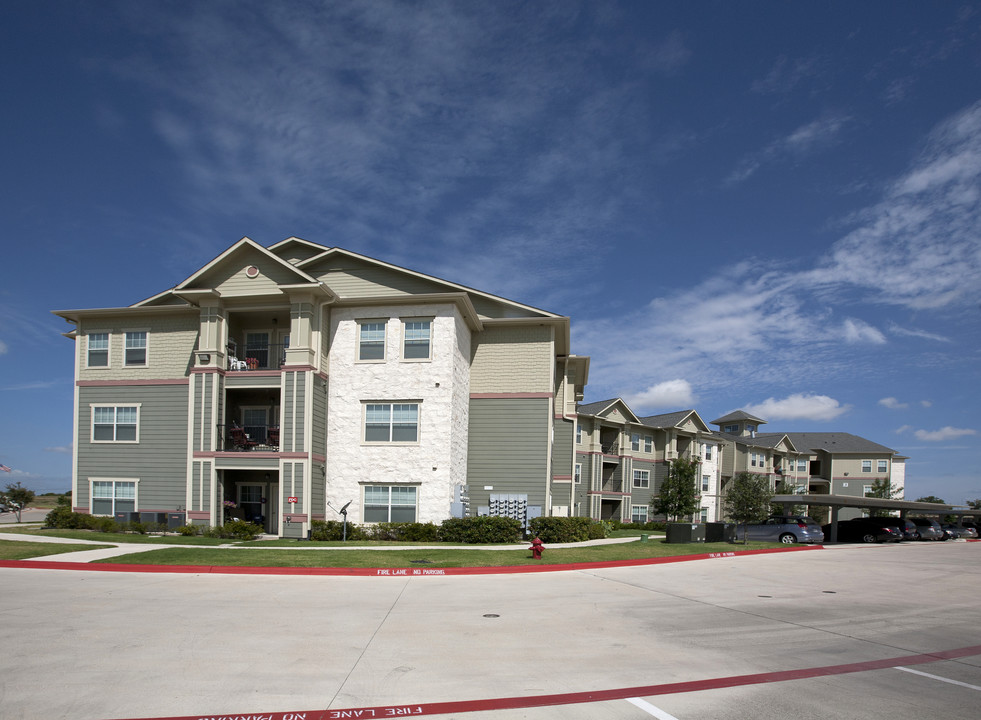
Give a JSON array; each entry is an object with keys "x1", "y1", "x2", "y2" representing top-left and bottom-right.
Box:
[
  {"x1": 704, "y1": 522, "x2": 736, "y2": 543},
  {"x1": 114, "y1": 511, "x2": 139, "y2": 524},
  {"x1": 140, "y1": 512, "x2": 167, "y2": 525},
  {"x1": 666, "y1": 523, "x2": 706, "y2": 543},
  {"x1": 167, "y1": 512, "x2": 186, "y2": 530}
]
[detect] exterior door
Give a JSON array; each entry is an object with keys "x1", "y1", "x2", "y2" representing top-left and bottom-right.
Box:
[{"x1": 237, "y1": 484, "x2": 266, "y2": 529}]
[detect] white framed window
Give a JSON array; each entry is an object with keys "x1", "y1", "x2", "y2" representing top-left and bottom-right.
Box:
[
  {"x1": 797, "y1": 459, "x2": 807, "y2": 472},
  {"x1": 357, "y1": 320, "x2": 386, "y2": 361},
  {"x1": 633, "y1": 469, "x2": 650, "y2": 489},
  {"x1": 862, "y1": 460, "x2": 872, "y2": 472},
  {"x1": 863, "y1": 485, "x2": 873, "y2": 496},
  {"x1": 703, "y1": 444, "x2": 712, "y2": 461},
  {"x1": 364, "y1": 402, "x2": 419, "y2": 443},
  {"x1": 87, "y1": 332, "x2": 109, "y2": 367},
  {"x1": 574, "y1": 463, "x2": 582, "y2": 484},
  {"x1": 702, "y1": 475, "x2": 710, "y2": 492},
  {"x1": 878, "y1": 459, "x2": 888, "y2": 473},
  {"x1": 631, "y1": 505, "x2": 648, "y2": 523},
  {"x1": 576, "y1": 425, "x2": 584, "y2": 444},
  {"x1": 631, "y1": 433, "x2": 641, "y2": 452},
  {"x1": 124, "y1": 331, "x2": 147, "y2": 366},
  {"x1": 90, "y1": 479, "x2": 137, "y2": 516},
  {"x1": 91, "y1": 404, "x2": 140, "y2": 443},
  {"x1": 700, "y1": 507, "x2": 708, "y2": 523},
  {"x1": 724, "y1": 424, "x2": 739, "y2": 433},
  {"x1": 401, "y1": 318, "x2": 432, "y2": 361},
  {"x1": 363, "y1": 485, "x2": 417, "y2": 523},
  {"x1": 644, "y1": 435, "x2": 653, "y2": 453}
]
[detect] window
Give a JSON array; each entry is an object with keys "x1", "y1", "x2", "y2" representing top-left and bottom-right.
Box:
[
  {"x1": 862, "y1": 460, "x2": 872, "y2": 472},
  {"x1": 751, "y1": 452, "x2": 763, "y2": 467},
  {"x1": 724, "y1": 424, "x2": 739, "y2": 433},
  {"x1": 245, "y1": 332, "x2": 270, "y2": 369},
  {"x1": 878, "y1": 459, "x2": 888, "y2": 473},
  {"x1": 703, "y1": 444, "x2": 712, "y2": 461},
  {"x1": 644, "y1": 435, "x2": 653, "y2": 453},
  {"x1": 574, "y1": 463, "x2": 582, "y2": 484},
  {"x1": 402, "y1": 319, "x2": 431, "y2": 360},
  {"x1": 700, "y1": 507, "x2": 708, "y2": 523},
  {"x1": 92, "y1": 405, "x2": 139, "y2": 442},
  {"x1": 633, "y1": 469, "x2": 650, "y2": 489},
  {"x1": 797, "y1": 459, "x2": 807, "y2": 472},
  {"x1": 364, "y1": 485, "x2": 417, "y2": 522},
  {"x1": 631, "y1": 433, "x2": 641, "y2": 451},
  {"x1": 358, "y1": 321, "x2": 386, "y2": 361},
  {"x1": 576, "y1": 425, "x2": 583, "y2": 444},
  {"x1": 87, "y1": 333, "x2": 109, "y2": 367},
  {"x1": 747, "y1": 424, "x2": 756, "y2": 434},
  {"x1": 702, "y1": 475, "x2": 710, "y2": 492},
  {"x1": 364, "y1": 403, "x2": 419, "y2": 442},
  {"x1": 91, "y1": 479, "x2": 136, "y2": 516},
  {"x1": 863, "y1": 485, "x2": 873, "y2": 496},
  {"x1": 124, "y1": 331, "x2": 147, "y2": 366},
  {"x1": 631, "y1": 505, "x2": 648, "y2": 523}
]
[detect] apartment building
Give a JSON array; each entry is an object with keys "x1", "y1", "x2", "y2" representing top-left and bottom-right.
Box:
[{"x1": 54, "y1": 237, "x2": 589, "y2": 538}]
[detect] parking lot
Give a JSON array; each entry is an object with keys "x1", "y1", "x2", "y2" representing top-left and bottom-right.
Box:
[{"x1": 0, "y1": 541, "x2": 978, "y2": 720}]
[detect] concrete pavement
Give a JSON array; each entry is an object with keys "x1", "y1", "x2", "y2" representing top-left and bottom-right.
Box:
[{"x1": 0, "y1": 541, "x2": 978, "y2": 719}]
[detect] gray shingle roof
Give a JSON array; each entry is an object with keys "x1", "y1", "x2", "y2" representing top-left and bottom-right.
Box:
[
  {"x1": 639, "y1": 410, "x2": 696, "y2": 429},
  {"x1": 711, "y1": 410, "x2": 768, "y2": 426},
  {"x1": 576, "y1": 399, "x2": 621, "y2": 416},
  {"x1": 780, "y1": 432, "x2": 897, "y2": 454}
]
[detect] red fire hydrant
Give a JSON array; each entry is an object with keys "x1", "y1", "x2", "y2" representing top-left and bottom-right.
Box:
[{"x1": 529, "y1": 536, "x2": 545, "y2": 560}]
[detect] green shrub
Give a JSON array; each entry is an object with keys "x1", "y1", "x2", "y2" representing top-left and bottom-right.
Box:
[
  {"x1": 90, "y1": 516, "x2": 120, "y2": 533},
  {"x1": 176, "y1": 525, "x2": 198, "y2": 536},
  {"x1": 438, "y1": 516, "x2": 522, "y2": 544},
  {"x1": 44, "y1": 505, "x2": 86, "y2": 529},
  {"x1": 369, "y1": 522, "x2": 440, "y2": 542},
  {"x1": 587, "y1": 521, "x2": 612, "y2": 540},
  {"x1": 309, "y1": 519, "x2": 369, "y2": 541},
  {"x1": 200, "y1": 520, "x2": 262, "y2": 540},
  {"x1": 528, "y1": 516, "x2": 593, "y2": 543}
]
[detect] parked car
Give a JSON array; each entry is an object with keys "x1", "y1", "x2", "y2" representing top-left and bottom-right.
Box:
[
  {"x1": 941, "y1": 524, "x2": 978, "y2": 540},
  {"x1": 872, "y1": 516, "x2": 917, "y2": 541},
  {"x1": 742, "y1": 516, "x2": 824, "y2": 544},
  {"x1": 960, "y1": 520, "x2": 981, "y2": 535},
  {"x1": 909, "y1": 517, "x2": 944, "y2": 541},
  {"x1": 823, "y1": 518, "x2": 903, "y2": 543}
]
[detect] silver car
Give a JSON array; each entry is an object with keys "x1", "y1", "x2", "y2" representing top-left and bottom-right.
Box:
[
  {"x1": 909, "y1": 517, "x2": 944, "y2": 540},
  {"x1": 741, "y1": 516, "x2": 825, "y2": 544}
]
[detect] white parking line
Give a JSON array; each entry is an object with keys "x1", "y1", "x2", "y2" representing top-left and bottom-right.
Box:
[
  {"x1": 895, "y1": 666, "x2": 981, "y2": 691},
  {"x1": 627, "y1": 697, "x2": 681, "y2": 719}
]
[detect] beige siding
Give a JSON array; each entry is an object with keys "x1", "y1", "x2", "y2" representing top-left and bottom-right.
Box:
[
  {"x1": 470, "y1": 325, "x2": 553, "y2": 393},
  {"x1": 79, "y1": 314, "x2": 198, "y2": 381},
  {"x1": 308, "y1": 257, "x2": 446, "y2": 298}
]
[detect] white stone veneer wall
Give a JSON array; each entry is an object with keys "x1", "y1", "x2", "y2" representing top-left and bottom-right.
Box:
[
  {"x1": 325, "y1": 303, "x2": 471, "y2": 524},
  {"x1": 700, "y1": 442, "x2": 721, "y2": 522}
]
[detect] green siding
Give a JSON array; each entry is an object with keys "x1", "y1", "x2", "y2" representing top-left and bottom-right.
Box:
[
  {"x1": 467, "y1": 398, "x2": 549, "y2": 510},
  {"x1": 551, "y1": 418, "x2": 574, "y2": 476},
  {"x1": 77, "y1": 385, "x2": 189, "y2": 512}
]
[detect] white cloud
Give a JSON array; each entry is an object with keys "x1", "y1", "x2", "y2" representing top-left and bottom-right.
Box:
[
  {"x1": 0, "y1": 339, "x2": 7, "y2": 355},
  {"x1": 743, "y1": 394, "x2": 850, "y2": 422},
  {"x1": 727, "y1": 113, "x2": 848, "y2": 184},
  {"x1": 914, "y1": 426, "x2": 978, "y2": 442},
  {"x1": 44, "y1": 446, "x2": 73, "y2": 455},
  {"x1": 842, "y1": 318, "x2": 887, "y2": 344},
  {"x1": 626, "y1": 379, "x2": 695, "y2": 411},
  {"x1": 896, "y1": 425, "x2": 912, "y2": 434},
  {"x1": 888, "y1": 323, "x2": 951, "y2": 343},
  {"x1": 921, "y1": 400, "x2": 933, "y2": 408},
  {"x1": 879, "y1": 397, "x2": 909, "y2": 409}
]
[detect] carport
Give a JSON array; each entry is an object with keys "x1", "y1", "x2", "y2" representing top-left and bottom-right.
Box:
[{"x1": 771, "y1": 494, "x2": 955, "y2": 543}]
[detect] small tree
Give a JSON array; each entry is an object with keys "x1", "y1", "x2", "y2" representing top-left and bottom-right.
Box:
[
  {"x1": 652, "y1": 457, "x2": 701, "y2": 521},
  {"x1": 1, "y1": 482, "x2": 36, "y2": 523},
  {"x1": 724, "y1": 472, "x2": 773, "y2": 543},
  {"x1": 865, "y1": 478, "x2": 902, "y2": 517},
  {"x1": 915, "y1": 495, "x2": 946, "y2": 505}
]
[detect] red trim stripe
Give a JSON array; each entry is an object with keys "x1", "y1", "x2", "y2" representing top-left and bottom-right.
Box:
[
  {"x1": 469, "y1": 392, "x2": 553, "y2": 399},
  {"x1": 77, "y1": 379, "x2": 189, "y2": 386},
  {"x1": 98, "y1": 643, "x2": 981, "y2": 720}
]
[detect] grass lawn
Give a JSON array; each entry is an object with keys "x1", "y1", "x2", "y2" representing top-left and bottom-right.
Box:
[
  {"x1": 96, "y1": 539, "x2": 784, "y2": 568},
  {"x1": 0, "y1": 540, "x2": 115, "y2": 560},
  {"x1": 0, "y1": 527, "x2": 232, "y2": 546}
]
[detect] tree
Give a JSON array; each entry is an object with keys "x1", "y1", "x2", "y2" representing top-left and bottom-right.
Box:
[
  {"x1": 1, "y1": 482, "x2": 36, "y2": 523},
  {"x1": 865, "y1": 478, "x2": 902, "y2": 517},
  {"x1": 915, "y1": 495, "x2": 946, "y2": 504},
  {"x1": 967, "y1": 499, "x2": 981, "y2": 510},
  {"x1": 724, "y1": 472, "x2": 773, "y2": 542},
  {"x1": 652, "y1": 457, "x2": 701, "y2": 522}
]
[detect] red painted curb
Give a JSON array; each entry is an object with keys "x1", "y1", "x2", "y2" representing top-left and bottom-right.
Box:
[
  {"x1": 0, "y1": 544, "x2": 821, "y2": 577},
  {"x1": 104, "y1": 642, "x2": 981, "y2": 720}
]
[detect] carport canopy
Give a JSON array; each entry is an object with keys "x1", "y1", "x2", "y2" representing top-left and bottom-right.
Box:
[{"x1": 771, "y1": 494, "x2": 964, "y2": 543}]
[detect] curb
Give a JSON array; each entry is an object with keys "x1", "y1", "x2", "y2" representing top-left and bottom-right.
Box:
[{"x1": 0, "y1": 544, "x2": 822, "y2": 576}]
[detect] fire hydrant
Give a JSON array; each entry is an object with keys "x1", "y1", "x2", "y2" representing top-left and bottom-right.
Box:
[{"x1": 529, "y1": 536, "x2": 545, "y2": 560}]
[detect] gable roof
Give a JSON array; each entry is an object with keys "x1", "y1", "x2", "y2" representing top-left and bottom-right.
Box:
[
  {"x1": 576, "y1": 398, "x2": 641, "y2": 424},
  {"x1": 639, "y1": 409, "x2": 711, "y2": 433}
]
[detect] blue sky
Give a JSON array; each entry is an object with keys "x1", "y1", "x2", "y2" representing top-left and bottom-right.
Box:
[{"x1": 1, "y1": 1, "x2": 979, "y2": 503}]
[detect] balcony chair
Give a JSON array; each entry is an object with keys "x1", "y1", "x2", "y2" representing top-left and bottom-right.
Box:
[
  {"x1": 267, "y1": 427, "x2": 280, "y2": 450},
  {"x1": 229, "y1": 426, "x2": 258, "y2": 451}
]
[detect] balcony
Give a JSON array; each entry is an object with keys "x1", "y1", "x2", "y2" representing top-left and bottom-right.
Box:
[
  {"x1": 227, "y1": 342, "x2": 288, "y2": 371},
  {"x1": 217, "y1": 424, "x2": 280, "y2": 452}
]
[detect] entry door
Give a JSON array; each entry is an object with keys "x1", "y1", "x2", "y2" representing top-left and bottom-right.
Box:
[{"x1": 238, "y1": 484, "x2": 265, "y2": 529}]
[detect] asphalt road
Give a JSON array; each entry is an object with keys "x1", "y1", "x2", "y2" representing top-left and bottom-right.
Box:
[
  {"x1": 0, "y1": 507, "x2": 50, "y2": 524},
  {"x1": 0, "y1": 542, "x2": 978, "y2": 720}
]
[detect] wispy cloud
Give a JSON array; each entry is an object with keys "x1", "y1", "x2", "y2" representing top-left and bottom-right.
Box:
[
  {"x1": 751, "y1": 55, "x2": 824, "y2": 95},
  {"x1": 914, "y1": 426, "x2": 977, "y2": 442},
  {"x1": 727, "y1": 113, "x2": 849, "y2": 184},
  {"x1": 625, "y1": 379, "x2": 695, "y2": 412},
  {"x1": 842, "y1": 318, "x2": 886, "y2": 344},
  {"x1": 0, "y1": 380, "x2": 62, "y2": 392},
  {"x1": 743, "y1": 394, "x2": 850, "y2": 422},
  {"x1": 879, "y1": 397, "x2": 909, "y2": 410},
  {"x1": 44, "y1": 446, "x2": 73, "y2": 455}
]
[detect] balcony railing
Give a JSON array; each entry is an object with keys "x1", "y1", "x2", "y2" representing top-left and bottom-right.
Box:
[
  {"x1": 227, "y1": 343, "x2": 288, "y2": 371},
  {"x1": 217, "y1": 424, "x2": 280, "y2": 451}
]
